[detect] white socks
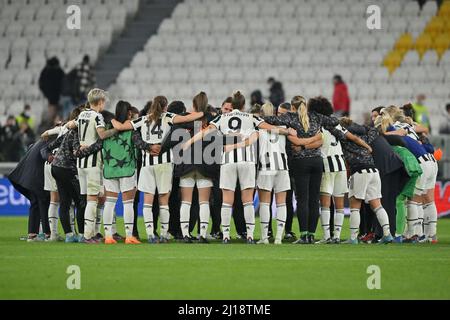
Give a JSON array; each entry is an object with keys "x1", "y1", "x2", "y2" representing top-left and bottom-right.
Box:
[
  {"x1": 334, "y1": 209, "x2": 345, "y2": 240},
  {"x1": 350, "y1": 208, "x2": 360, "y2": 240},
  {"x1": 95, "y1": 203, "x2": 104, "y2": 235},
  {"x1": 407, "y1": 201, "x2": 420, "y2": 238},
  {"x1": 259, "y1": 202, "x2": 271, "y2": 241},
  {"x1": 244, "y1": 202, "x2": 255, "y2": 240},
  {"x1": 48, "y1": 202, "x2": 59, "y2": 236},
  {"x1": 103, "y1": 197, "x2": 117, "y2": 238},
  {"x1": 84, "y1": 200, "x2": 97, "y2": 239},
  {"x1": 143, "y1": 204, "x2": 154, "y2": 239},
  {"x1": 320, "y1": 207, "x2": 331, "y2": 240},
  {"x1": 199, "y1": 201, "x2": 210, "y2": 238},
  {"x1": 180, "y1": 201, "x2": 191, "y2": 238},
  {"x1": 416, "y1": 203, "x2": 424, "y2": 237},
  {"x1": 123, "y1": 200, "x2": 134, "y2": 238},
  {"x1": 160, "y1": 205, "x2": 170, "y2": 238},
  {"x1": 221, "y1": 204, "x2": 232, "y2": 240},
  {"x1": 423, "y1": 201, "x2": 437, "y2": 238},
  {"x1": 275, "y1": 204, "x2": 287, "y2": 242},
  {"x1": 374, "y1": 206, "x2": 391, "y2": 237}
]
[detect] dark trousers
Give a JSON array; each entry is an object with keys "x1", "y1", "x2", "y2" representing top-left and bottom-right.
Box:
[
  {"x1": 292, "y1": 157, "x2": 323, "y2": 234},
  {"x1": 210, "y1": 178, "x2": 222, "y2": 234},
  {"x1": 169, "y1": 177, "x2": 182, "y2": 237},
  {"x1": 51, "y1": 166, "x2": 85, "y2": 234},
  {"x1": 233, "y1": 184, "x2": 247, "y2": 235},
  {"x1": 28, "y1": 191, "x2": 50, "y2": 234},
  {"x1": 133, "y1": 190, "x2": 140, "y2": 237},
  {"x1": 189, "y1": 186, "x2": 200, "y2": 234},
  {"x1": 284, "y1": 169, "x2": 295, "y2": 233}
]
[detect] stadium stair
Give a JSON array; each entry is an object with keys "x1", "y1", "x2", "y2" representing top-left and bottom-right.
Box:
[{"x1": 95, "y1": 0, "x2": 182, "y2": 88}]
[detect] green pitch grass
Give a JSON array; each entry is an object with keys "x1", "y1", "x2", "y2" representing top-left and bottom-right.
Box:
[{"x1": 0, "y1": 217, "x2": 449, "y2": 300}]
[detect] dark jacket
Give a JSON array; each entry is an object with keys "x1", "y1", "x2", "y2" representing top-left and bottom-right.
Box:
[
  {"x1": 39, "y1": 58, "x2": 65, "y2": 105},
  {"x1": 8, "y1": 140, "x2": 49, "y2": 198},
  {"x1": 269, "y1": 81, "x2": 285, "y2": 108}
]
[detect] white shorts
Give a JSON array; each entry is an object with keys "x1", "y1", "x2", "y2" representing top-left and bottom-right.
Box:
[
  {"x1": 348, "y1": 170, "x2": 382, "y2": 202},
  {"x1": 320, "y1": 171, "x2": 348, "y2": 197},
  {"x1": 104, "y1": 172, "x2": 137, "y2": 194},
  {"x1": 220, "y1": 162, "x2": 256, "y2": 191},
  {"x1": 78, "y1": 167, "x2": 103, "y2": 196},
  {"x1": 257, "y1": 170, "x2": 290, "y2": 193},
  {"x1": 138, "y1": 163, "x2": 173, "y2": 195},
  {"x1": 44, "y1": 163, "x2": 58, "y2": 192},
  {"x1": 415, "y1": 160, "x2": 438, "y2": 195},
  {"x1": 180, "y1": 170, "x2": 213, "y2": 189}
]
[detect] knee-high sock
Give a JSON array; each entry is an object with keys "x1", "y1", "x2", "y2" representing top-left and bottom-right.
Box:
[
  {"x1": 259, "y1": 202, "x2": 271, "y2": 241},
  {"x1": 180, "y1": 201, "x2": 191, "y2": 238},
  {"x1": 416, "y1": 202, "x2": 424, "y2": 237},
  {"x1": 407, "y1": 201, "x2": 420, "y2": 238},
  {"x1": 84, "y1": 200, "x2": 98, "y2": 239},
  {"x1": 244, "y1": 202, "x2": 255, "y2": 240},
  {"x1": 276, "y1": 203, "x2": 287, "y2": 242},
  {"x1": 334, "y1": 208, "x2": 345, "y2": 239},
  {"x1": 199, "y1": 201, "x2": 210, "y2": 238},
  {"x1": 395, "y1": 194, "x2": 407, "y2": 236},
  {"x1": 48, "y1": 202, "x2": 59, "y2": 236},
  {"x1": 160, "y1": 205, "x2": 170, "y2": 238},
  {"x1": 221, "y1": 203, "x2": 232, "y2": 240},
  {"x1": 69, "y1": 204, "x2": 75, "y2": 233},
  {"x1": 374, "y1": 206, "x2": 391, "y2": 237},
  {"x1": 143, "y1": 204, "x2": 154, "y2": 239},
  {"x1": 350, "y1": 208, "x2": 360, "y2": 240},
  {"x1": 123, "y1": 200, "x2": 134, "y2": 238},
  {"x1": 112, "y1": 212, "x2": 117, "y2": 235},
  {"x1": 423, "y1": 201, "x2": 437, "y2": 238},
  {"x1": 103, "y1": 197, "x2": 117, "y2": 238},
  {"x1": 95, "y1": 203, "x2": 104, "y2": 235},
  {"x1": 320, "y1": 207, "x2": 331, "y2": 240}
]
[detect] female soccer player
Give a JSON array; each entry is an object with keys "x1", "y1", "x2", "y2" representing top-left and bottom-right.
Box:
[
  {"x1": 111, "y1": 96, "x2": 204, "y2": 243},
  {"x1": 185, "y1": 91, "x2": 299, "y2": 244}
]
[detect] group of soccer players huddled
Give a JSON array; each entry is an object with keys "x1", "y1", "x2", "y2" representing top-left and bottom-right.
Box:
[{"x1": 33, "y1": 87, "x2": 439, "y2": 245}]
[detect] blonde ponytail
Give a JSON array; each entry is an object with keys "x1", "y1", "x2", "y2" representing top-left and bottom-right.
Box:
[
  {"x1": 374, "y1": 112, "x2": 393, "y2": 133},
  {"x1": 291, "y1": 95, "x2": 309, "y2": 132}
]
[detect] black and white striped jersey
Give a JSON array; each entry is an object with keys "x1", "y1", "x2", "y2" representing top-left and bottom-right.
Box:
[
  {"x1": 76, "y1": 109, "x2": 105, "y2": 168},
  {"x1": 393, "y1": 121, "x2": 420, "y2": 141},
  {"x1": 258, "y1": 128, "x2": 289, "y2": 171},
  {"x1": 131, "y1": 112, "x2": 176, "y2": 166},
  {"x1": 210, "y1": 109, "x2": 263, "y2": 164},
  {"x1": 321, "y1": 125, "x2": 347, "y2": 173}
]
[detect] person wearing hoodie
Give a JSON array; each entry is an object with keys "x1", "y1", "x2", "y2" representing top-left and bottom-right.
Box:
[{"x1": 332, "y1": 75, "x2": 350, "y2": 117}]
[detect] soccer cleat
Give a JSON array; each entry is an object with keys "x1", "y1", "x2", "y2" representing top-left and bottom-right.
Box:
[
  {"x1": 284, "y1": 231, "x2": 297, "y2": 241},
  {"x1": 222, "y1": 237, "x2": 231, "y2": 244},
  {"x1": 403, "y1": 235, "x2": 419, "y2": 243},
  {"x1": 159, "y1": 236, "x2": 169, "y2": 244},
  {"x1": 307, "y1": 234, "x2": 315, "y2": 244},
  {"x1": 65, "y1": 234, "x2": 78, "y2": 243},
  {"x1": 360, "y1": 232, "x2": 376, "y2": 244},
  {"x1": 257, "y1": 238, "x2": 270, "y2": 245},
  {"x1": 112, "y1": 233, "x2": 124, "y2": 242},
  {"x1": 293, "y1": 235, "x2": 309, "y2": 244},
  {"x1": 93, "y1": 233, "x2": 104, "y2": 241},
  {"x1": 427, "y1": 235, "x2": 438, "y2": 244},
  {"x1": 331, "y1": 238, "x2": 341, "y2": 244},
  {"x1": 417, "y1": 235, "x2": 427, "y2": 243},
  {"x1": 210, "y1": 232, "x2": 223, "y2": 240},
  {"x1": 343, "y1": 238, "x2": 359, "y2": 245},
  {"x1": 378, "y1": 234, "x2": 394, "y2": 244},
  {"x1": 392, "y1": 236, "x2": 403, "y2": 244},
  {"x1": 274, "y1": 239, "x2": 282, "y2": 245},
  {"x1": 183, "y1": 236, "x2": 193, "y2": 243},
  {"x1": 315, "y1": 238, "x2": 332, "y2": 244},
  {"x1": 147, "y1": 236, "x2": 159, "y2": 244},
  {"x1": 104, "y1": 237, "x2": 117, "y2": 244},
  {"x1": 81, "y1": 238, "x2": 98, "y2": 244},
  {"x1": 198, "y1": 236, "x2": 209, "y2": 244},
  {"x1": 49, "y1": 234, "x2": 64, "y2": 242},
  {"x1": 125, "y1": 237, "x2": 141, "y2": 244},
  {"x1": 26, "y1": 235, "x2": 40, "y2": 242},
  {"x1": 247, "y1": 238, "x2": 256, "y2": 244}
]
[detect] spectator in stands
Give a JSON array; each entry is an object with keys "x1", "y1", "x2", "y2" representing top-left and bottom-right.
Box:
[
  {"x1": 39, "y1": 57, "x2": 65, "y2": 112},
  {"x1": 412, "y1": 94, "x2": 431, "y2": 132},
  {"x1": 267, "y1": 78, "x2": 285, "y2": 109},
  {"x1": 0, "y1": 116, "x2": 22, "y2": 162},
  {"x1": 16, "y1": 104, "x2": 34, "y2": 130},
  {"x1": 250, "y1": 90, "x2": 264, "y2": 107},
  {"x1": 439, "y1": 103, "x2": 450, "y2": 134},
  {"x1": 332, "y1": 75, "x2": 350, "y2": 117},
  {"x1": 72, "y1": 55, "x2": 96, "y2": 104}
]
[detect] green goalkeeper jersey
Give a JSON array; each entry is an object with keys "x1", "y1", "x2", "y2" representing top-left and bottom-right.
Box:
[{"x1": 102, "y1": 130, "x2": 136, "y2": 179}]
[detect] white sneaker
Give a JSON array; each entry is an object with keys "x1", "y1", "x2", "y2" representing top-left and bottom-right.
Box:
[
  {"x1": 257, "y1": 238, "x2": 270, "y2": 245},
  {"x1": 274, "y1": 239, "x2": 282, "y2": 245}
]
